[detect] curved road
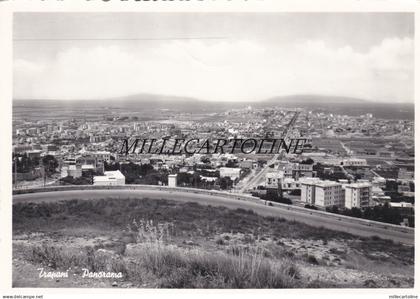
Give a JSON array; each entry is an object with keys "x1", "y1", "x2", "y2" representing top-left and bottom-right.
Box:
[{"x1": 13, "y1": 189, "x2": 414, "y2": 245}]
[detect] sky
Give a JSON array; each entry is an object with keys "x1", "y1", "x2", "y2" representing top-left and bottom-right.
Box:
[{"x1": 13, "y1": 13, "x2": 414, "y2": 102}]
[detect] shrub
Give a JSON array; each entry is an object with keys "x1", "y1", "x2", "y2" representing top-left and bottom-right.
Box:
[
  {"x1": 306, "y1": 254, "x2": 319, "y2": 265},
  {"x1": 25, "y1": 238, "x2": 301, "y2": 288},
  {"x1": 215, "y1": 238, "x2": 225, "y2": 245}
]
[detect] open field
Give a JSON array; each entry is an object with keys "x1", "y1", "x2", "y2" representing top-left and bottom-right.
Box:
[
  {"x1": 13, "y1": 197, "x2": 414, "y2": 288},
  {"x1": 13, "y1": 188, "x2": 414, "y2": 244}
]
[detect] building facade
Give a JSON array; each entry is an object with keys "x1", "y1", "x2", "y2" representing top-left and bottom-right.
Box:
[
  {"x1": 344, "y1": 183, "x2": 372, "y2": 209},
  {"x1": 168, "y1": 174, "x2": 178, "y2": 187},
  {"x1": 93, "y1": 170, "x2": 125, "y2": 186},
  {"x1": 219, "y1": 167, "x2": 241, "y2": 180},
  {"x1": 301, "y1": 179, "x2": 344, "y2": 208},
  {"x1": 265, "y1": 171, "x2": 284, "y2": 190}
]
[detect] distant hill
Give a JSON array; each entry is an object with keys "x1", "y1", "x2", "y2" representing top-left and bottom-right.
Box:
[
  {"x1": 262, "y1": 94, "x2": 370, "y2": 106},
  {"x1": 13, "y1": 93, "x2": 414, "y2": 120},
  {"x1": 106, "y1": 93, "x2": 204, "y2": 109},
  {"x1": 257, "y1": 94, "x2": 413, "y2": 119},
  {"x1": 89, "y1": 93, "x2": 247, "y2": 113}
]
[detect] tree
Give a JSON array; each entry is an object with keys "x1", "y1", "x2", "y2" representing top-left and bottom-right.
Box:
[
  {"x1": 289, "y1": 189, "x2": 301, "y2": 196},
  {"x1": 42, "y1": 155, "x2": 58, "y2": 176},
  {"x1": 342, "y1": 207, "x2": 362, "y2": 218},
  {"x1": 326, "y1": 205, "x2": 339, "y2": 214},
  {"x1": 60, "y1": 175, "x2": 91, "y2": 185},
  {"x1": 13, "y1": 153, "x2": 40, "y2": 173},
  {"x1": 219, "y1": 177, "x2": 233, "y2": 190},
  {"x1": 265, "y1": 188, "x2": 291, "y2": 204},
  {"x1": 104, "y1": 161, "x2": 120, "y2": 171},
  {"x1": 177, "y1": 172, "x2": 194, "y2": 186},
  {"x1": 225, "y1": 160, "x2": 237, "y2": 168},
  {"x1": 301, "y1": 158, "x2": 314, "y2": 165},
  {"x1": 326, "y1": 202, "x2": 413, "y2": 227},
  {"x1": 304, "y1": 204, "x2": 318, "y2": 210},
  {"x1": 409, "y1": 181, "x2": 415, "y2": 192},
  {"x1": 104, "y1": 162, "x2": 157, "y2": 184},
  {"x1": 200, "y1": 156, "x2": 211, "y2": 164},
  {"x1": 350, "y1": 207, "x2": 362, "y2": 218},
  {"x1": 385, "y1": 180, "x2": 398, "y2": 192}
]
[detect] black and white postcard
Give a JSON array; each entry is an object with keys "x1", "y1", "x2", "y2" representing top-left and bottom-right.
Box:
[{"x1": 0, "y1": 1, "x2": 418, "y2": 299}]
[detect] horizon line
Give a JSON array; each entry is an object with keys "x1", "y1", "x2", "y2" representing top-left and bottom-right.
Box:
[{"x1": 12, "y1": 95, "x2": 414, "y2": 105}]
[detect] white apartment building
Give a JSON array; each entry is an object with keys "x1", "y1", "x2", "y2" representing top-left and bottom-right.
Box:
[
  {"x1": 168, "y1": 174, "x2": 178, "y2": 187},
  {"x1": 300, "y1": 178, "x2": 320, "y2": 204},
  {"x1": 265, "y1": 171, "x2": 284, "y2": 189},
  {"x1": 61, "y1": 164, "x2": 82, "y2": 178},
  {"x1": 314, "y1": 181, "x2": 345, "y2": 207},
  {"x1": 301, "y1": 179, "x2": 344, "y2": 208},
  {"x1": 219, "y1": 167, "x2": 241, "y2": 180},
  {"x1": 344, "y1": 182, "x2": 372, "y2": 209},
  {"x1": 93, "y1": 170, "x2": 125, "y2": 186},
  {"x1": 68, "y1": 165, "x2": 82, "y2": 178}
]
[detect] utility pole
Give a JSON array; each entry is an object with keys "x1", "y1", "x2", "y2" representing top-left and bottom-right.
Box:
[
  {"x1": 14, "y1": 157, "x2": 17, "y2": 189},
  {"x1": 39, "y1": 158, "x2": 46, "y2": 188}
]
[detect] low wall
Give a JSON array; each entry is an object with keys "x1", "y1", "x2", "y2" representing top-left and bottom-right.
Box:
[{"x1": 13, "y1": 184, "x2": 414, "y2": 235}]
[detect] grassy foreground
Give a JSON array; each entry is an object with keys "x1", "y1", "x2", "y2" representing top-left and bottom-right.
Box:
[{"x1": 13, "y1": 197, "x2": 414, "y2": 288}]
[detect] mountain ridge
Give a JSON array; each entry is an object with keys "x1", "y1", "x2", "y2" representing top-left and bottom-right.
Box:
[{"x1": 14, "y1": 93, "x2": 412, "y2": 106}]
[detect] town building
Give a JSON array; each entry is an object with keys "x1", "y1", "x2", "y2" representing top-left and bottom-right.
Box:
[
  {"x1": 219, "y1": 167, "x2": 241, "y2": 180},
  {"x1": 81, "y1": 164, "x2": 95, "y2": 173},
  {"x1": 398, "y1": 168, "x2": 414, "y2": 180},
  {"x1": 314, "y1": 181, "x2": 345, "y2": 207},
  {"x1": 67, "y1": 165, "x2": 82, "y2": 178},
  {"x1": 301, "y1": 179, "x2": 344, "y2": 208},
  {"x1": 94, "y1": 151, "x2": 112, "y2": 163},
  {"x1": 341, "y1": 158, "x2": 367, "y2": 167},
  {"x1": 93, "y1": 170, "x2": 125, "y2": 186},
  {"x1": 27, "y1": 150, "x2": 42, "y2": 159},
  {"x1": 168, "y1": 174, "x2": 178, "y2": 187},
  {"x1": 13, "y1": 144, "x2": 33, "y2": 153},
  {"x1": 389, "y1": 202, "x2": 414, "y2": 209},
  {"x1": 239, "y1": 159, "x2": 258, "y2": 170},
  {"x1": 265, "y1": 171, "x2": 284, "y2": 189},
  {"x1": 283, "y1": 162, "x2": 314, "y2": 179},
  {"x1": 344, "y1": 182, "x2": 372, "y2": 209},
  {"x1": 282, "y1": 177, "x2": 301, "y2": 190}
]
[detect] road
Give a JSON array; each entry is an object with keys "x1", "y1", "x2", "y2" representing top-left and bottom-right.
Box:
[
  {"x1": 14, "y1": 189, "x2": 414, "y2": 245},
  {"x1": 239, "y1": 111, "x2": 300, "y2": 192},
  {"x1": 239, "y1": 158, "x2": 278, "y2": 192}
]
